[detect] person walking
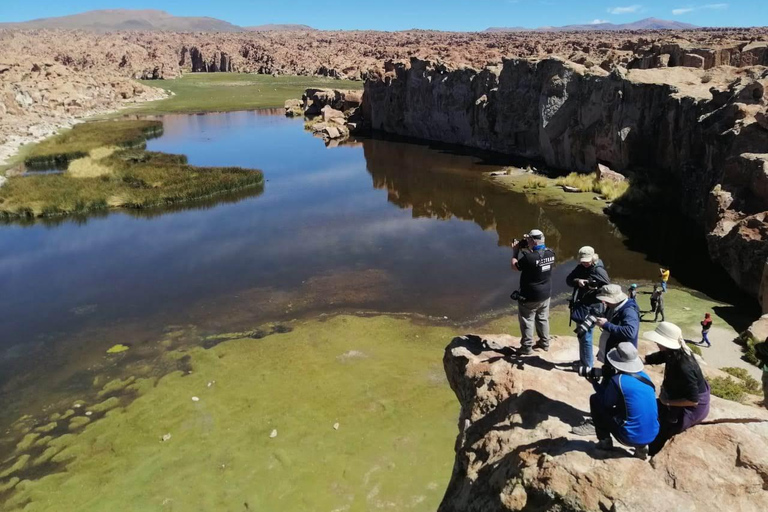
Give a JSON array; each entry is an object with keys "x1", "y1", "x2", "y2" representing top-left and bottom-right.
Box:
[
  {"x1": 649, "y1": 284, "x2": 661, "y2": 314},
  {"x1": 653, "y1": 288, "x2": 665, "y2": 322},
  {"x1": 566, "y1": 246, "x2": 611, "y2": 370},
  {"x1": 587, "y1": 342, "x2": 659, "y2": 459},
  {"x1": 628, "y1": 283, "x2": 638, "y2": 300},
  {"x1": 700, "y1": 313, "x2": 713, "y2": 347},
  {"x1": 643, "y1": 322, "x2": 711, "y2": 456},
  {"x1": 511, "y1": 229, "x2": 555, "y2": 355},
  {"x1": 659, "y1": 268, "x2": 670, "y2": 292}
]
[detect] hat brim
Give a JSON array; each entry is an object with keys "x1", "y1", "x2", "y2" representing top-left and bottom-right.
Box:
[
  {"x1": 607, "y1": 350, "x2": 644, "y2": 374},
  {"x1": 643, "y1": 330, "x2": 681, "y2": 350},
  {"x1": 596, "y1": 292, "x2": 628, "y2": 303},
  {"x1": 579, "y1": 256, "x2": 593, "y2": 263}
]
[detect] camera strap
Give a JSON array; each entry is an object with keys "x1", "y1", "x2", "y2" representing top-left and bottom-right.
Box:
[{"x1": 624, "y1": 373, "x2": 656, "y2": 391}]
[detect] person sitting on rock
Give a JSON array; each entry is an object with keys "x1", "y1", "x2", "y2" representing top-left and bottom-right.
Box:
[
  {"x1": 643, "y1": 322, "x2": 711, "y2": 456},
  {"x1": 588, "y1": 342, "x2": 659, "y2": 459},
  {"x1": 566, "y1": 246, "x2": 611, "y2": 370},
  {"x1": 595, "y1": 284, "x2": 640, "y2": 356}
]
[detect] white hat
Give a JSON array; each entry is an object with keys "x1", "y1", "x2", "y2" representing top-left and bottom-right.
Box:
[
  {"x1": 607, "y1": 342, "x2": 644, "y2": 374},
  {"x1": 528, "y1": 229, "x2": 544, "y2": 240},
  {"x1": 596, "y1": 284, "x2": 627, "y2": 304},
  {"x1": 578, "y1": 246, "x2": 595, "y2": 263},
  {"x1": 643, "y1": 322, "x2": 684, "y2": 350}
]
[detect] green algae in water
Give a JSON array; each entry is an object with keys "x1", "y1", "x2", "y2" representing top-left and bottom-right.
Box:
[
  {"x1": 4, "y1": 315, "x2": 457, "y2": 512},
  {"x1": 106, "y1": 344, "x2": 130, "y2": 354}
]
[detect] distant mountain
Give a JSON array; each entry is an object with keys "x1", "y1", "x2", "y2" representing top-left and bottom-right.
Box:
[
  {"x1": 485, "y1": 18, "x2": 698, "y2": 33},
  {"x1": 245, "y1": 24, "x2": 316, "y2": 32},
  {"x1": 0, "y1": 9, "x2": 244, "y2": 32}
]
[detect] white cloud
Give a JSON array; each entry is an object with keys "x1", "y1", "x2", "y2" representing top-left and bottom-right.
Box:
[
  {"x1": 608, "y1": 5, "x2": 642, "y2": 15},
  {"x1": 672, "y1": 3, "x2": 728, "y2": 15},
  {"x1": 590, "y1": 19, "x2": 609, "y2": 24}
]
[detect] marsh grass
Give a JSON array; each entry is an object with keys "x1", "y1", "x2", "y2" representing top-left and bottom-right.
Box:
[
  {"x1": 522, "y1": 175, "x2": 548, "y2": 189},
  {"x1": 24, "y1": 121, "x2": 163, "y2": 168},
  {"x1": 1, "y1": 120, "x2": 263, "y2": 219},
  {"x1": 556, "y1": 172, "x2": 630, "y2": 201}
]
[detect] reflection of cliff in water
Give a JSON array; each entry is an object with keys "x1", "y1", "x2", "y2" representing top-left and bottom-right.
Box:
[{"x1": 363, "y1": 137, "x2": 653, "y2": 280}]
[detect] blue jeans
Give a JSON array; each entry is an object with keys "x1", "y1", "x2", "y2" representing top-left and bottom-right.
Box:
[
  {"x1": 579, "y1": 328, "x2": 594, "y2": 368},
  {"x1": 661, "y1": 281, "x2": 667, "y2": 292},
  {"x1": 702, "y1": 330, "x2": 710, "y2": 346}
]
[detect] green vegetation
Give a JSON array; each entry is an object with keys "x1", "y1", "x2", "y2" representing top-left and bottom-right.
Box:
[
  {"x1": 1, "y1": 120, "x2": 263, "y2": 219},
  {"x1": 710, "y1": 376, "x2": 750, "y2": 402},
  {"x1": 132, "y1": 73, "x2": 363, "y2": 114},
  {"x1": 0, "y1": 315, "x2": 456, "y2": 512},
  {"x1": 24, "y1": 120, "x2": 163, "y2": 169},
  {"x1": 555, "y1": 172, "x2": 630, "y2": 201},
  {"x1": 687, "y1": 342, "x2": 703, "y2": 356},
  {"x1": 720, "y1": 367, "x2": 762, "y2": 394},
  {"x1": 522, "y1": 175, "x2": 548, "y2": 189}
]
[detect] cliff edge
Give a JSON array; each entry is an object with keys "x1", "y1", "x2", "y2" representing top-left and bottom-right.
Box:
[{"x1": 439, "y1": 334, "x2": 768, "y2": 512}]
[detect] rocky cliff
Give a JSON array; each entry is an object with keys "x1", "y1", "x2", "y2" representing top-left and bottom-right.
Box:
[
  {"x1": 440, "y1": 334, "x2": 768, "y2": 512},
  {"x1": 362, "y1": 58, "x2": 768, "y2": 304}
]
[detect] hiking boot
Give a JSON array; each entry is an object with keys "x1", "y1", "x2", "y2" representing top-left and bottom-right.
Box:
[
  {"x1": 533, "y1": 341, "x2": 550, "y2": 352},
  {"x1": 596, "y1": 437, "x2": 613, "y2": 450},
  {"x1": 634, "y1": 445, "x2": 649, "y2": 460},
  {"x1": 518, "y1": 345, "x2": 534, "y2": 356},
  {"x1": 570, "y1": 418, "x2": 596, "y2": 436}
]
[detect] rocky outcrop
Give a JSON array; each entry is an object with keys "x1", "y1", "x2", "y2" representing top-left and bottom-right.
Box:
[
  {"x1": 440, "y1": 334, "x2": 768, "y2": 512},
  {"x1": 362, "y1": 57, "x2": 768, "y2": 303}
]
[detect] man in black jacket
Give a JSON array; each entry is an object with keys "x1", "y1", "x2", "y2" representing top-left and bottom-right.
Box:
[
  {"x1": 566, "y1": 246, "x2": 611, "y2": 369},
  {"x1": 512, "y1": 229, "x2": 556, "y2": 355}
]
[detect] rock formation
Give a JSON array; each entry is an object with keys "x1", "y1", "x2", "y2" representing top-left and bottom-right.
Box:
[
  {"x1": 440, "y1": 333, "x2": 768, "y2": 512},
  {"x1": 360, "y1": 57, "x2": 768, "y2": 304}
]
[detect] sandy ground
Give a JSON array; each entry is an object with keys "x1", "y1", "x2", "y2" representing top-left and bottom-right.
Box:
[{"x1": 694, "y1": 326, "x2": 761, "y2": 380}]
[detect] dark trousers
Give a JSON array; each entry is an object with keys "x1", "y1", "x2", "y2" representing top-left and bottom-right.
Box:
[
  {"x1": 589, "y1": 393, "x2": 632, "y2": 446},
  {"x1": 649, "y1": 384, "x2": 711, "y2": 456}
]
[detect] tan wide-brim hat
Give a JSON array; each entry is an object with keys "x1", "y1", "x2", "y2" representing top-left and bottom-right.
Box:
[
  {"x1": 596, "y1": 284, "x2": 627, "y2": 304},
  {"x1": 643, "y1": 322, "x2": 683, "y2": 350}
]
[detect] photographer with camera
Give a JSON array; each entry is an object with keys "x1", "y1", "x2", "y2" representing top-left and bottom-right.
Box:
[
  {"x1": 566, "y1": 246, "x2": 611, "y2": 370},
  {"x1": 594, "y1": 284, "x2": 640, "y2": 357},
  {"x1": 585, "y1": 342, "x2": 659, "y2": 459},
  {"x1": 511, "y1": 229, "x2": 555, "y2": 355}
]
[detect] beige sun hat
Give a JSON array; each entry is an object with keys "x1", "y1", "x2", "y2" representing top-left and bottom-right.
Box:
[
  {"x1": 596, "y1": 284, "x2": 627, "y2": 304},
  {"x1": 643, "y1": 322, "x2": 684, "y2": 350},
  {"x1": 578, "y1": 246, "x2": 595, "y2": 263}
]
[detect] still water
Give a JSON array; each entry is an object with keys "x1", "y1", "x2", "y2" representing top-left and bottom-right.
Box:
[{"x1": 0, "y1": 109, "x2": 714, "y2": 432}]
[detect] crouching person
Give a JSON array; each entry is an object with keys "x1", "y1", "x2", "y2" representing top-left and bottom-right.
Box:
[
  {"x1": 643, "y1": 322, "x2": 710, "y2": 456},
  {"x1": 587, "y1": 342, "x2": 659, "y2": 459}
]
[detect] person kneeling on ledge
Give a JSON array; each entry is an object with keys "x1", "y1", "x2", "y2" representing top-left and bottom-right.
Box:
[{"x1": 587, "y1": 342, "x2": 659, "y2": 460}]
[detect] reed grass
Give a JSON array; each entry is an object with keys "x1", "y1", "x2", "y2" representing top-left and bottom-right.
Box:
[
  {"x1": 1, "y1": 120, "x2": 263, "y2": 219},
  {"x1": 555, "y1": 172, "x2": 630, "y2": 201},
  {"x1": 522, "y1": 175, "x2": 548, "y2": 189},
  {"x1": 24, "y1": 120, "x2": 163, "y2": 168}
]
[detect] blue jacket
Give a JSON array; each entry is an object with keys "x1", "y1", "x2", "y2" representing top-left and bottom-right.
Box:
[
  {"x1": 602, "y1": 299, "x2": 640, "y2": 354},
  {"x1": 598, "y1": 371, "x2": 660, "y2": 445}
]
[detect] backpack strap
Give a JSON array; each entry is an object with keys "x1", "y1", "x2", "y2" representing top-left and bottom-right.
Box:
[{"x1": 625, "y1": 372, "x2": 656, "y2": 391}]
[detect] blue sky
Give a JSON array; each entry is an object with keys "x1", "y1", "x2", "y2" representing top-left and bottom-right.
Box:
[{"x1": 0, "y1": 1, "x2": 765, "y2": 31}]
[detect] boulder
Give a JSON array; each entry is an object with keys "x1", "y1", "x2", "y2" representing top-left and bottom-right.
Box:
[
  {"x1": 596, "y1": 163, "x2": 627, "y2": 183},
  {"x1": 284, "y1": 98, "x2": 303, "y2": 118},
  {"x1": 321, "y1": 104, "x2": 345, "y2": 123},
  {"x1": 746, "y1": 313, "x2": 768, "y2": 343},
  {"x1": 757, "y1": 110, "x2": 768, "y2": 132},
  {"x1": 682, "y1": 53, "x2": 705, "y2": 68},
  {"x1": 438, "y1": 334, "x2": 768, "y2": 512}
]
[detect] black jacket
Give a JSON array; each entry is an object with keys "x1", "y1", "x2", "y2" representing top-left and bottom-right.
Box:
[
  {"x1": 566, "y1": 259, "x2": 610, "y2": 321},
  {"x1": 517, "y1": 246, "x2": 556, "y2": 302}
]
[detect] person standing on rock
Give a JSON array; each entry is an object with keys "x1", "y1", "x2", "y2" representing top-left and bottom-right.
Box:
[
  {"x1": 595, "y1": 284, "x2": 640, "y2": 356},
  {"x1": 643, "y1": 322, "x2": 711, "y2": 456},
  {"x1": 511, "y1": 229, "x2": 555, "y2": 355},
  {"x1": 566, "y1": 246, "x2": 611, "y2": 370},
  {"x1": 587, "y1": 342, "x2": 659, "y2": 459}
]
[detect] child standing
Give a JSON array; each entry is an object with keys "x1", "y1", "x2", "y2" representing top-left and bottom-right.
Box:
[{"x1": 700, "y1": 313, "x2": 712, "y2": 347}]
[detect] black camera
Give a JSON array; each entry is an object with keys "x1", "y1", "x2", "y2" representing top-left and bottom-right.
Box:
[
  {"x1": 510, "y1": 290, "x2": 526, "y2": 302},
  {"x1": 513, "y1": 236, "x2": 530, "y2": 250},
  {"x1": 574, "y1": 314, "x2": 598, "y2": 336},
  {"x1": 577, "y1": 366, "x2": 602, "y2": 380}
]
